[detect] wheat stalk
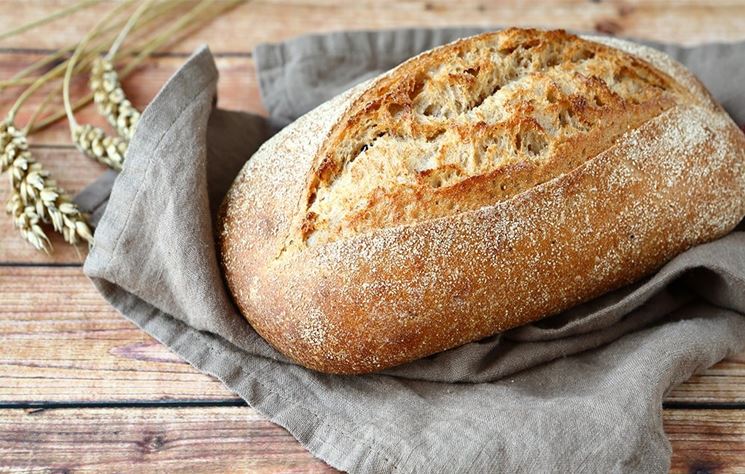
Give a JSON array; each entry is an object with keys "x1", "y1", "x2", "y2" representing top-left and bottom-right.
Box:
[
  {"x1": 32, "y1": 0, "x2": 245, "y2": 134},
  {"x1": 90, "y1": 57, "x2": 141, "y2": 140},
  {"x1": 64, "y1": 2, "x2": 138, "y2": 171},
  {"x1": 0, "y1": 2, "x2": 129, "y2": 252},
  {"x1": 72, "y1": 123, "x2": 127, "y2": 171},
  {"x1": 0, "y1": 0, "x2": 103, "y2": 42},
  {"x1": 1, "y1": 120, "x2": 93, "y2": 251},
  {"x1": 73, "y1": 0, "x2": 236, "y2": 167},
  {"x1": 0, "y1": 0, "x2": 244, "y2": 252},
  {"x1": 19, "y1": 0, "x2": 194, "y2": 138},
  {"x1": 1, "y1": 0, "x2": 190, "y2": 93},
  {"x1": 87, "y1": 0, "x2": 240, "y2": 142},
  {"x1": 87, "y1": 0, "x2": 153, "y2": 141}
]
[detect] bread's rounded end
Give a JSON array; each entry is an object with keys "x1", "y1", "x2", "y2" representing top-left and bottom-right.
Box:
[{"x1": 218, "y1": 27, "x2": 745, "y2": 375}]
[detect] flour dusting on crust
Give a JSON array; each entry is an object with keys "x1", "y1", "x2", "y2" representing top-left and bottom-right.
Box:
[{"x1": 218, "y1": 29, "x2": 745, "y2": 374}]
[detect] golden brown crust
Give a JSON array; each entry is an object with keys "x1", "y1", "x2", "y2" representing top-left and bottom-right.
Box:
[
  {"x1": 298, "y1": 28, "x2": 687, "y2": 247},
  {"x1": 218, "y1": 29, "x2": 745, "y2": 374}
]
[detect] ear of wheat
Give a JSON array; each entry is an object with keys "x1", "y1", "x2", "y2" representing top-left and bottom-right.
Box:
[
  {"x1": 90, "y1": 56, "x2": 140, "y2": 140},
  {"x1": 85, "y1": 0, "x2": 149, "y2": 143},
  {"x1": 64, "y1": 2, "x2": 135, "y2": 173},
  {"x1": 72, "y1": 123, "x2": 127, "y2": 171},
  {"x1": 0, "y1": 0, "x2": 245, "y2": 252},
  {"x1": 1, "y1": 120, "x2": 94, "y2": 251}
]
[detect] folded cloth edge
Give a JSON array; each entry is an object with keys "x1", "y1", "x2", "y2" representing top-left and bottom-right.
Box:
[
  {"x1": 83, "y1": 45, "x2": 406, "y2": 473},
  {"x1": 80, "y1": 30, "x2": 745, "y2": 474}
]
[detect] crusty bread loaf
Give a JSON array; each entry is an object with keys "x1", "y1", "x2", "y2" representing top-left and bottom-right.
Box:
[{"x1": 218, "y1": 28, "x2": 745, "y2": 374}]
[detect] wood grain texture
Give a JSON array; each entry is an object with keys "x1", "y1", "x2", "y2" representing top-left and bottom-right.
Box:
[
  {"x1": 0, "y1": 266, "x2": 234, "y2": 402},
  {"x1": 0, "y1": 53, "x2": 264, "y2": 146},
  {"x1": 666, "y1": 409, "x2": 745, "y2": 473},
  {"x1": 0, "y1": 407, "x2": 336, "y2": 473},
  {"x1": 0, "y1": 53, "x2": 262, "y2": 262},
  {"x1": 0, "y1": 1, "x2": 744, "y2": 470},
  {"x1": 1, "y1": 0, "x2": 744, "y2": 53},
  {"x1": 667, "y1": 351, "x2": 745, "y2": 404},
  {"x1": 0, "y1": 406, "x2": 741, "y2": 473},
  {"x1": 0, "y1": 266, "x2": 742, "y2": 404}
]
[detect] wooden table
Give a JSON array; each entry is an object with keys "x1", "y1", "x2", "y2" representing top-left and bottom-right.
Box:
[{"x1": 1, "y1": 1, "x2": 744, "y2": 472}]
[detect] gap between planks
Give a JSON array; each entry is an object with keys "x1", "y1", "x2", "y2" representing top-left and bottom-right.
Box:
[
  {"x1": 0, "y1": 406, "x2": 743, "y2": 473},
  {"x1": 0, "y1": 266, "x2": 743, "y2": 405},
  {"x1": 1, "y1": 2, "x2": 743, "y2": 472},
  {"x1": 0, "y1": 399, "x2": 743, "y2": 411}
]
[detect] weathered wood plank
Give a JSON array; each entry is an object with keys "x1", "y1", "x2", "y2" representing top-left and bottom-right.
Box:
[
  {"x1": 0, "y1": 266, "x2": 743, "y2": 404},
  {"x1": 0, "y1": 266, "x2": 235, "y2": 402},
  {"x1": 0, "y1": 0, "x2": 744, "y2": 54},
  {"x1": 0, "y1": 406, "x2": 741, "y2": 473},
  {"x1": 0, "y1": 53, "x2": 264, "y2": 145},
  {"x1": 0, "y1": 407, "x2": 336, "y2": 473},
  {"x1": 667, "y1": 351, "x2": 745, "y2": 404},
  {"x1": 602, "y1": 2, "x2": 745, "y2": 44},
  {"x1": 666, "y1": 409, "x2": 745, "y2": 473},
  {"x1": 0, "y1": 53, "x2": 262, "y2": 263}
]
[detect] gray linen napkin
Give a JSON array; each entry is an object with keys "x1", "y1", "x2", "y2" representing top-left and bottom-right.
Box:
[{"x1": 80, "y1": 29, "x2": 745, "y2": 473}]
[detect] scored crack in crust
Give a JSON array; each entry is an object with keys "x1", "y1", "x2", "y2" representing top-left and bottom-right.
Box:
[
  {"x1": 219, "y1": 28, "x2": 745, "y2": 374},
  {"x1": 297, "y1": 28, "x2": 690, "y2": 247}
]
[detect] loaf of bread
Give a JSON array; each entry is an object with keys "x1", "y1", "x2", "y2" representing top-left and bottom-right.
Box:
[{"x1": 218, "y1": 28, "x2": 745, "y2": 374}]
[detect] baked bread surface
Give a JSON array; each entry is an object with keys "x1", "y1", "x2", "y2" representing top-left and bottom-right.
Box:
[{"x1": 219, "y1": 28, "x2": 745, "y2": 374}]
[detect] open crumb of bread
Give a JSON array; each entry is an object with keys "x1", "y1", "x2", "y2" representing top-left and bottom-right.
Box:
[
  {"x1": 301, "y1": 29, "x2": 687, "y2": 247},
  {"x1": 219, "y1": 28, "x2": 745, "y2": 374}
]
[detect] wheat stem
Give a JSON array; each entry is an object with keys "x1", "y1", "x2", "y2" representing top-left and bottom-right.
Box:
[
  {"x1": 7, "y1": 1, "x2": 134, "y2": 124},
  {"x1": 89, "y1": 0, "x2": 156, "y2": 140},
  {"x1": 124, "y1": 0, "x2": 216, "y2": 72},
  {"x1": 0, "y1": 0, "x2": 186, "y2": 91},
  {"x1": 24, "y1": 90, "x2": 55, "y2": 134},
  {"x1": 64, "y1": 1, "x2": 135, "y2": 130},
  {"x1": 8, "y1": 74, "x2": 52, "y2": 124},
  {"x1": 18, "y1": 1, "x2": 184, "y2": 130},
  {"x1": 64, "y1": 0, "x2": 138, "y2": 169},
  {"x1": 75, "y1": 0, "x2": 216, "y2": 163},
  {"x1": 1, "y1": 0, "x2": 243, "y2": 252},
  {"x1": 78, "y1": 0, "x2": 244, "y2": 165},
  {"x1": 32, "y1": 0, "x2": 244, "y2": 133},
  {"x1": 106, "y1": 0, "x2": 156, "y2": 61},
  {"x1": 0, "y1": 41, "x2": 111, "y2": 89},
  {"x1": 8, "y1": 57, "x2": 91, "y2": 122},
  {"x1": 0, "y1": 0, "x2": 102, "y2": 42},
  {"x1": 122, "y1": 0, "x2": 246, "y2": 75}
]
